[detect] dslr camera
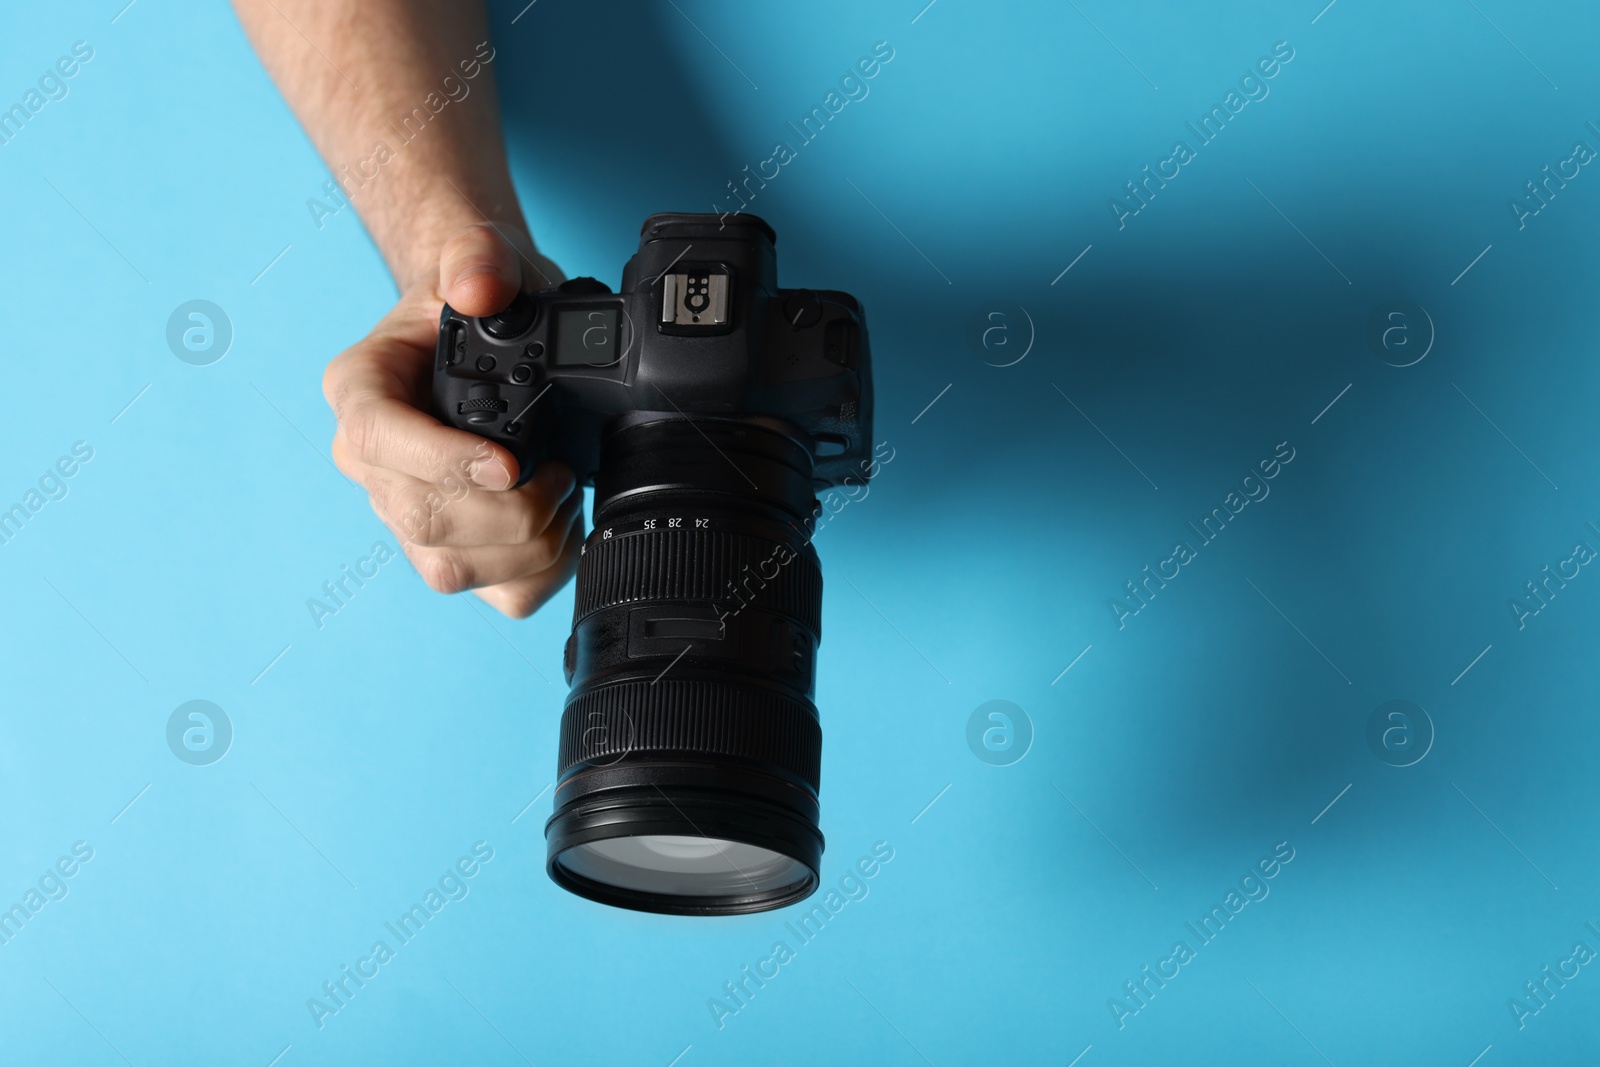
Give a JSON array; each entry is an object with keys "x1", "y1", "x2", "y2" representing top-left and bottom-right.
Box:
[{"x1": 432, "y1": 213, "x2": 873, "y2": 915}]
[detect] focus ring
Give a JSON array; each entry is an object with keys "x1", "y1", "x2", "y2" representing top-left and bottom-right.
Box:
[
  {"x1": 575, "y1": 526, "x2": 820, "y2": 629},
  {"x1": 558, "y1": 679, "x2": 822, "y2": 790}
]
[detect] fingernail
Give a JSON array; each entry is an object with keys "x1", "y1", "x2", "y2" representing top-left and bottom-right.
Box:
[{"x1": 468, "y1": 457, "x2": 513, "y2": 490}]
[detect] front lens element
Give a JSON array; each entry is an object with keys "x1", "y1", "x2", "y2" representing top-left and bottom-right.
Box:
[{"x1": 557, "y1": 836, "x2": 812, "y2": 898}]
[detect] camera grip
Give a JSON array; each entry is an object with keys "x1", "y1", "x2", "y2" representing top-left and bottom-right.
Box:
[{"x1": 431, "y1": 303, "x2": 548, "y2": 486}]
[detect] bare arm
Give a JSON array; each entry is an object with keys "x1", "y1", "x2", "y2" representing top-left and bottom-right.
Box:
[
  {"x1": 233, "y1": 0, "x2": 581, "y2": 618},
  {"x1": 232, "y1": 0, "x2": 530, "y2": 288}
]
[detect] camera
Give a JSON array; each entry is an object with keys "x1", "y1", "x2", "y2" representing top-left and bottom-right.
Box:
[{"x1": 431, "y1": 213, "x2": 873, "y2": 915}]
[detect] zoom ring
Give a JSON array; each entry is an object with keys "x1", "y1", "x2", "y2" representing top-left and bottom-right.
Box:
[
  {"x1": 558, "y1": 679, "x2": 822, "y2": 790},
  {"x1": 575, "y1": 526, "x2": 820, "y2": 629}
]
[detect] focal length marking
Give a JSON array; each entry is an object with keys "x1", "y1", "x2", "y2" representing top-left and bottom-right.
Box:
[{"x1": 587, "y1": 516, "x2": 716, "y2": 552}]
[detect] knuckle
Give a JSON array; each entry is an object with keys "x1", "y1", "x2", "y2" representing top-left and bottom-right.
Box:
[
  {"x1": 322, "y1": 347, "x2": 368, "y2": 416},
  {"x1": 509, "y1": 500, "x2": 549, "y2": 545},
  {"x1": 415, "y1": 505, "x2": 453, "y2": 546},
  {"x1": 495, "y1": 585, "x2": 542, "y2": 620},
  {"x1": 526, "y1": 509, "x2": 580, "y2": 571},
  {"x1": 408, "y1": 437, "x2": 449, "y2": 481},
  {"x1": 330, "y1": 433, "x2": 358, "y2": 478},
  {"x1": 411, "y1": 508, "x2": 451, "y2": 547},
  {"x1": 378, "y1": 484, "x2": 448, "y2": 546},
  {"x1": 443, "y1": 223, "x2": 497, "y2": 263},
  {"x1": 321, "y1": 354, "x2": 348, "y2": 410},
  {"x1": 341, "y1": 403, "x2": 379, "y2": 462},
  {"x1": 416, "y1": 549, "x2": 472, "y2": 595}
]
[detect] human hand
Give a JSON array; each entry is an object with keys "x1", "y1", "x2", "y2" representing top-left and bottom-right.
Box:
[{"x1": 325, "y1": 222, "x2": 584, "y2": 618}]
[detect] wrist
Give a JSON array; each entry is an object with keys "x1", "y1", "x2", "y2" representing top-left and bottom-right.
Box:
[{"x1": 376, "y1": 176, "x2": 527, "y2": 294}]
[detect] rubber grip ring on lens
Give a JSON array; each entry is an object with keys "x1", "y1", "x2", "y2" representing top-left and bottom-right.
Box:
[
  {"x1": 575, "y1": 526, "x2": 821, "y2": 630},
  {"x1": 558, "y1": 678, "x2": 822, "y2": 790}
]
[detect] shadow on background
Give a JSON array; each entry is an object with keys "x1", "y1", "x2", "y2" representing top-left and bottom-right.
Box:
[
  {"x1": 483, "y1": 12, "x2": 1600, "y2": 1058},
  {"x1": 482, "y1": 1, "x2": 1534, "y2": 866},
  {"x1": 490, "y1": 0, "x2": 743, "y2": 268}
]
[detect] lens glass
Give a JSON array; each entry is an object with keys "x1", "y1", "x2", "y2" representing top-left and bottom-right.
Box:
[{"x1": 556, "y1": 834, "x2": 810, "y2": 898}]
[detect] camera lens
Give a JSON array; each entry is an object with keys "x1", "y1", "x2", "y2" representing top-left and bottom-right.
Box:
[
  {"x1": 557, "y1": 837, "x2": 811, "y2": 898},
  {"x1": 546, "y1": 417, "x2": 826, "y2": 915}
]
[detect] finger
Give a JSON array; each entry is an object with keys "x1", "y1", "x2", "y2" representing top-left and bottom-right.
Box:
[
  {"x1": 474, "y1": 515, "x2": 585, "y2": 619},
  {"x1": 327, "y1": 339, "x2": 519, "y2": 488},
  {"x1": 403, "y1": 493, "x2": 583, "y2": 593},
  {"x1": 369, "y1": 462, "x2": 578, "y2": 548},
  {"x1": 440, "y1": 223, "x2": 524, "y2": 317}
]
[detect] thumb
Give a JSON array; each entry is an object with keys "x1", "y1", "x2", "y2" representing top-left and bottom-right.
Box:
[{"x1": 439, "y1": 222, "x2": 526, "y2": 317}]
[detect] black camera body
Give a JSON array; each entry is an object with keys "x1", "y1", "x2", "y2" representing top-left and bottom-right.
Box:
[
  {"x1": 430, "y1": 214, "x2": 873, "y2": 916},
  {"x1": 432, "y1": 213, "x2": 871, "y2": 490}
]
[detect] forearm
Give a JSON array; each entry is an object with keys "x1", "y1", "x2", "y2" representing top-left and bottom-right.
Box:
[{"x1": 231, "y1": 0, "x2": 522, "y2": 291}]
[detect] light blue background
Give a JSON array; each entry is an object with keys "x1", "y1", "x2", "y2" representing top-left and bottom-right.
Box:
[{"x1": 2, "y1": 0, "x2": 1598, "y2": 1063}]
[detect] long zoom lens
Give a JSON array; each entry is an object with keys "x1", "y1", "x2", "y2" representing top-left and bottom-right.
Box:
[{"x1": 546, "y1": 416, "x2": 826, "y2": 915}]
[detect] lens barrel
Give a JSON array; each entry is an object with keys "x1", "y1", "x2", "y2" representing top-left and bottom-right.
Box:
[{"x1": 546, "y1": 417, "x2": 825, "y2": 915}]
